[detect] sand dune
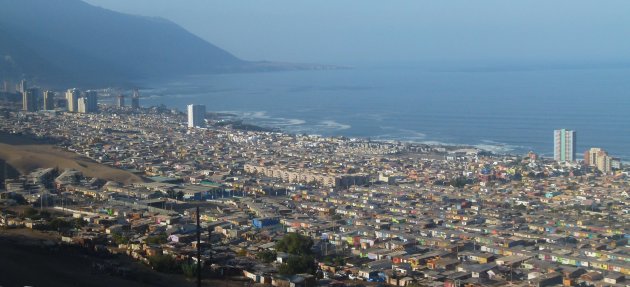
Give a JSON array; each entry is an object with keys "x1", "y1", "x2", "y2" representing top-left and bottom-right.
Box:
[{"x1": 0, "y1": 140, "x2": 145, "y2": 185}]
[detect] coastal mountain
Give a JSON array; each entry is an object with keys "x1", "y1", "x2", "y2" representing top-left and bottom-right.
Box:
[{"x1": 0, "y1": 0, "x2": 244, "y2": 87}]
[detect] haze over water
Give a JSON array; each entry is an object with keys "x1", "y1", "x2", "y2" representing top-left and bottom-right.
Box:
[
  {"x1": 141, "y1": 65, "x2": 630, "y2": 160},
  {"x1": 82, "y1": 1, "x2": 630, "y2": 160}
]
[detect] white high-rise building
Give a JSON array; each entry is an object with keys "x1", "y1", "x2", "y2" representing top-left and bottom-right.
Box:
[
  {"x1": 78, "y1": 97, "x2": 88, "y2": 113},
  {"x1": 131, "y1": 88, "x2": 140, "y2": 109},
  {"x1": 65, "y1": 88, "x2": 80, "y2": 112},
  {"x1": 187, "y1": 104, "x2": 206, "y2": 128},
  {"x1": 554, "y1": 129, "x2": 576, "y2": 162}
]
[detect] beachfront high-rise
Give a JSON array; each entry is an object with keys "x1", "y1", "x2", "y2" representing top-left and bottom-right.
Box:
[
  {"x1": 78, "y1": 97, "x2": 88, "y2": 113},
  {"x1": 43, "y1": 90, "x2": 55, "y2": 110},
  {"x1": 131, "y1": 88, "x2": 140, "y2": 109},
  {"x1": 584, "y1": 147, "x2": 616, "y2": 174},
  {"x1": 116, "y1": 94, "x2": 125, "y2": 108},
  {"x1": 77, "y1": 91, "x2": 98, "y2": 114},
  {"x1": 554, "y1": 129, "x2": 576, "y2": 162},
  {"x1": 187, "y1": 104, "x2": 206, "y2": 128},
  {"x1": 85, "y1": 90, "x2": 98, "y2": 113},
  {"x1": 22, "y1": 88, "x2": 38, "y2": 112},
  {"x1": 18, "y1": 79, "x2": 27, "y2": 93},
  {"x1": 66, "y1": 88, "x2": 80, "y2": 112}
]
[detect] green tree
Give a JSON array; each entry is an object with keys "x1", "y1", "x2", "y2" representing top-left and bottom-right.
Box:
[
  {"x1": 256, "y1": 250, "x2": 277, "y2": 263},
  {"x1": 332, "y1": 256, "x2": 345, "y2": 266},
  {"x1": 47, "y1": 218, "x2": 73, "y2": 231},
  {"x1": 24, "y1": 207, "x2": 38, "y2": 218},
  {"x1": 181, "y1": 261, "x2": 198, "y2": 278},
  {"x1": 449, "y1": 177, "x2": 468, "y2": 188},
  {"x1": 278, "y1": 255, "x2": 316, "y2": 275},
  {"x1": 73, "y1": 218, "x2": 87, "y2": 228},
  {"x1": 148, "y1": 254, "x2": 180, "y2": 273},
  {"x1": 112, "y1": 233, "x2": 130, "y2": 245},
  {"x1": 145, "y1": 233, "x2": 168, "y2": 245},
  {"x1": 276, "y1": 233, "x2": 313, "y2": 255}
]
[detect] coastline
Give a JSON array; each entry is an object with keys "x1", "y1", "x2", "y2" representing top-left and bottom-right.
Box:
[
  {"x1": 206, "y1": 112, "x2": 511, "y2": 156},
  {"x1": 134, "y1": 66, "x2": 630, "y2": 161}
]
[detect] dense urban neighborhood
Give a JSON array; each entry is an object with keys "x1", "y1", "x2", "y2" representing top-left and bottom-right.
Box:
[{"x1": 0, "y1": 87, "x2": 628, "y2": 287}]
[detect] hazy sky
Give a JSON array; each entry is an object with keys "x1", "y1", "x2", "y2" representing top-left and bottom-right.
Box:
[{"x1": 84, "y1": 0, "x2": 630, "y2": 65}]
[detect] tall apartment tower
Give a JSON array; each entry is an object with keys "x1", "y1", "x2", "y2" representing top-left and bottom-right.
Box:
[
  {"x1": 131, "y1": 88, "x2": 140, "y2": 109},
  {"x1": 3, "y1": 80, "x2": 12, "y2": 92},
  {"x1": 43, "y1": 90, "x2": 55, "y2": 110},
  {"x1": 22, "y1": 88, "x2": 38, "y2": 112},
  {"x1": 77, "y1": 91, "x2": 98, "y2": 114},
  {"x1": 187, "y1": 104, "x2": 206, "y2": 128},
  {"x1": 584, "y1": 147, "x2": 612, "y2": 173},
  {"x1": 66, "y1": 88, "x2": 80, "y2": 112},
  {"x1": 18, "y1": 79, "x2": 27, "y2": 93},
  {"x1": 78, "y1": 97, "x2": 88, "y2": 113},
  {"x1": 554, "y1": 129, "x2": 576, "y2": 162},
  {"x1": 85, "y1": 90, "x2": 98, "y2": 112},
  {"x1": 116, "y1": 94, "x2": 125, "y2": 108}
]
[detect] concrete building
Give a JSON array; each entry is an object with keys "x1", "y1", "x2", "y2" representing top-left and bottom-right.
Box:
[
  {"x1": 66, "y1": 88, "x2": 80, "y2": 112},
  {"x1": 18, "y1": 79, "x2": 27, "y2": 93},
  {"x1": 43, "y1": 90, "x2": 55, "y2": 110},
  {"x1": 2, "y1": 80, "x2": 12, "y2": 93},
  {"x1": 584, "y1": 148, "x2": 613, "y2": 173},
  {"x1": 22, "y1": 88, "x2": 38, "y2": 112},
  {"x1": 554, "y1": 129, "x2": 576, "y2": 162},
  {"x1": 78, "y1": 97, "x2": 88, "y2": 113},
  {"x1": 131, "y1": 89, "x2": 140, "y2": 109},
  {"x1": 84, "y1": 90, "x2": 98, "y2": 113},
  {"x1": 76, "y1": 91, "x2": 97, "y2": 114},
  {"x1": 187, "y1": 104, "x2": 206, "y2": 128},
  {"x1": 116, "y1": 94, "x2": 125, "y2": 108}
]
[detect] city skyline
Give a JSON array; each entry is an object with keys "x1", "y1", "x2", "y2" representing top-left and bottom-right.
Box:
[
  {"x1": 0, "y1": 1, "x2": 628, "y2": 286},
  {"x1": 0, "y1": 97, "x2": 627, "y2": 286},
  {"x1": 7, "y1": 86, "x2": 627, "y2": 163}
]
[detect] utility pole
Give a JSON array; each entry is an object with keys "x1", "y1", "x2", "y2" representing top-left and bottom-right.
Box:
[
  {"x1": 208, "y1": 226, "x2": 212, "y2": 265},
  {"x1": 197, "y1": 206, "x2": 202, "y2": 287}
]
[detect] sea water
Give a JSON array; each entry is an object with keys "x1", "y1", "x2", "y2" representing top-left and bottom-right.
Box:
[{"x1": 140, "y1": 65, "x2": 630, "y2": 160}]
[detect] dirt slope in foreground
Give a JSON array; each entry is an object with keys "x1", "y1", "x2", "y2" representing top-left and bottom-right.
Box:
[
  {"x1": 0, "y1": 139, "x2": 145, "y2": 185},
  {"x1": 0, "y1": 229, "x2": 195, "y2": 287}
]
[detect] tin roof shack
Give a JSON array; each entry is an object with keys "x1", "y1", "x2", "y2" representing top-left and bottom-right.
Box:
[
  {"x1": 496, "y1": 255, "x2": 531, "y2": 268},
  {"x1": 271, "y1": 274, "x2": 316, "y2": 287},
  {"x1": 253, "y1": 217, "x2": 280, "y2": 229},
  {"x1": 603, "y1": 272, "x2": 625, "y2": 285},
  {"x1": 427, "y1": 257, "x2": 459, "y2": 271},
  {"x1": 529, "y1": 272, "x2": 562, "y2": 287},
  {"x1": 177, "y1": 185, "x2": 211, "y2": 201}
]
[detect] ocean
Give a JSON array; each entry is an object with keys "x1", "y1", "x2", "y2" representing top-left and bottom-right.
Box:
[{"x1": 140, "y1": 65, "x2": 630, "y2": 160}]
